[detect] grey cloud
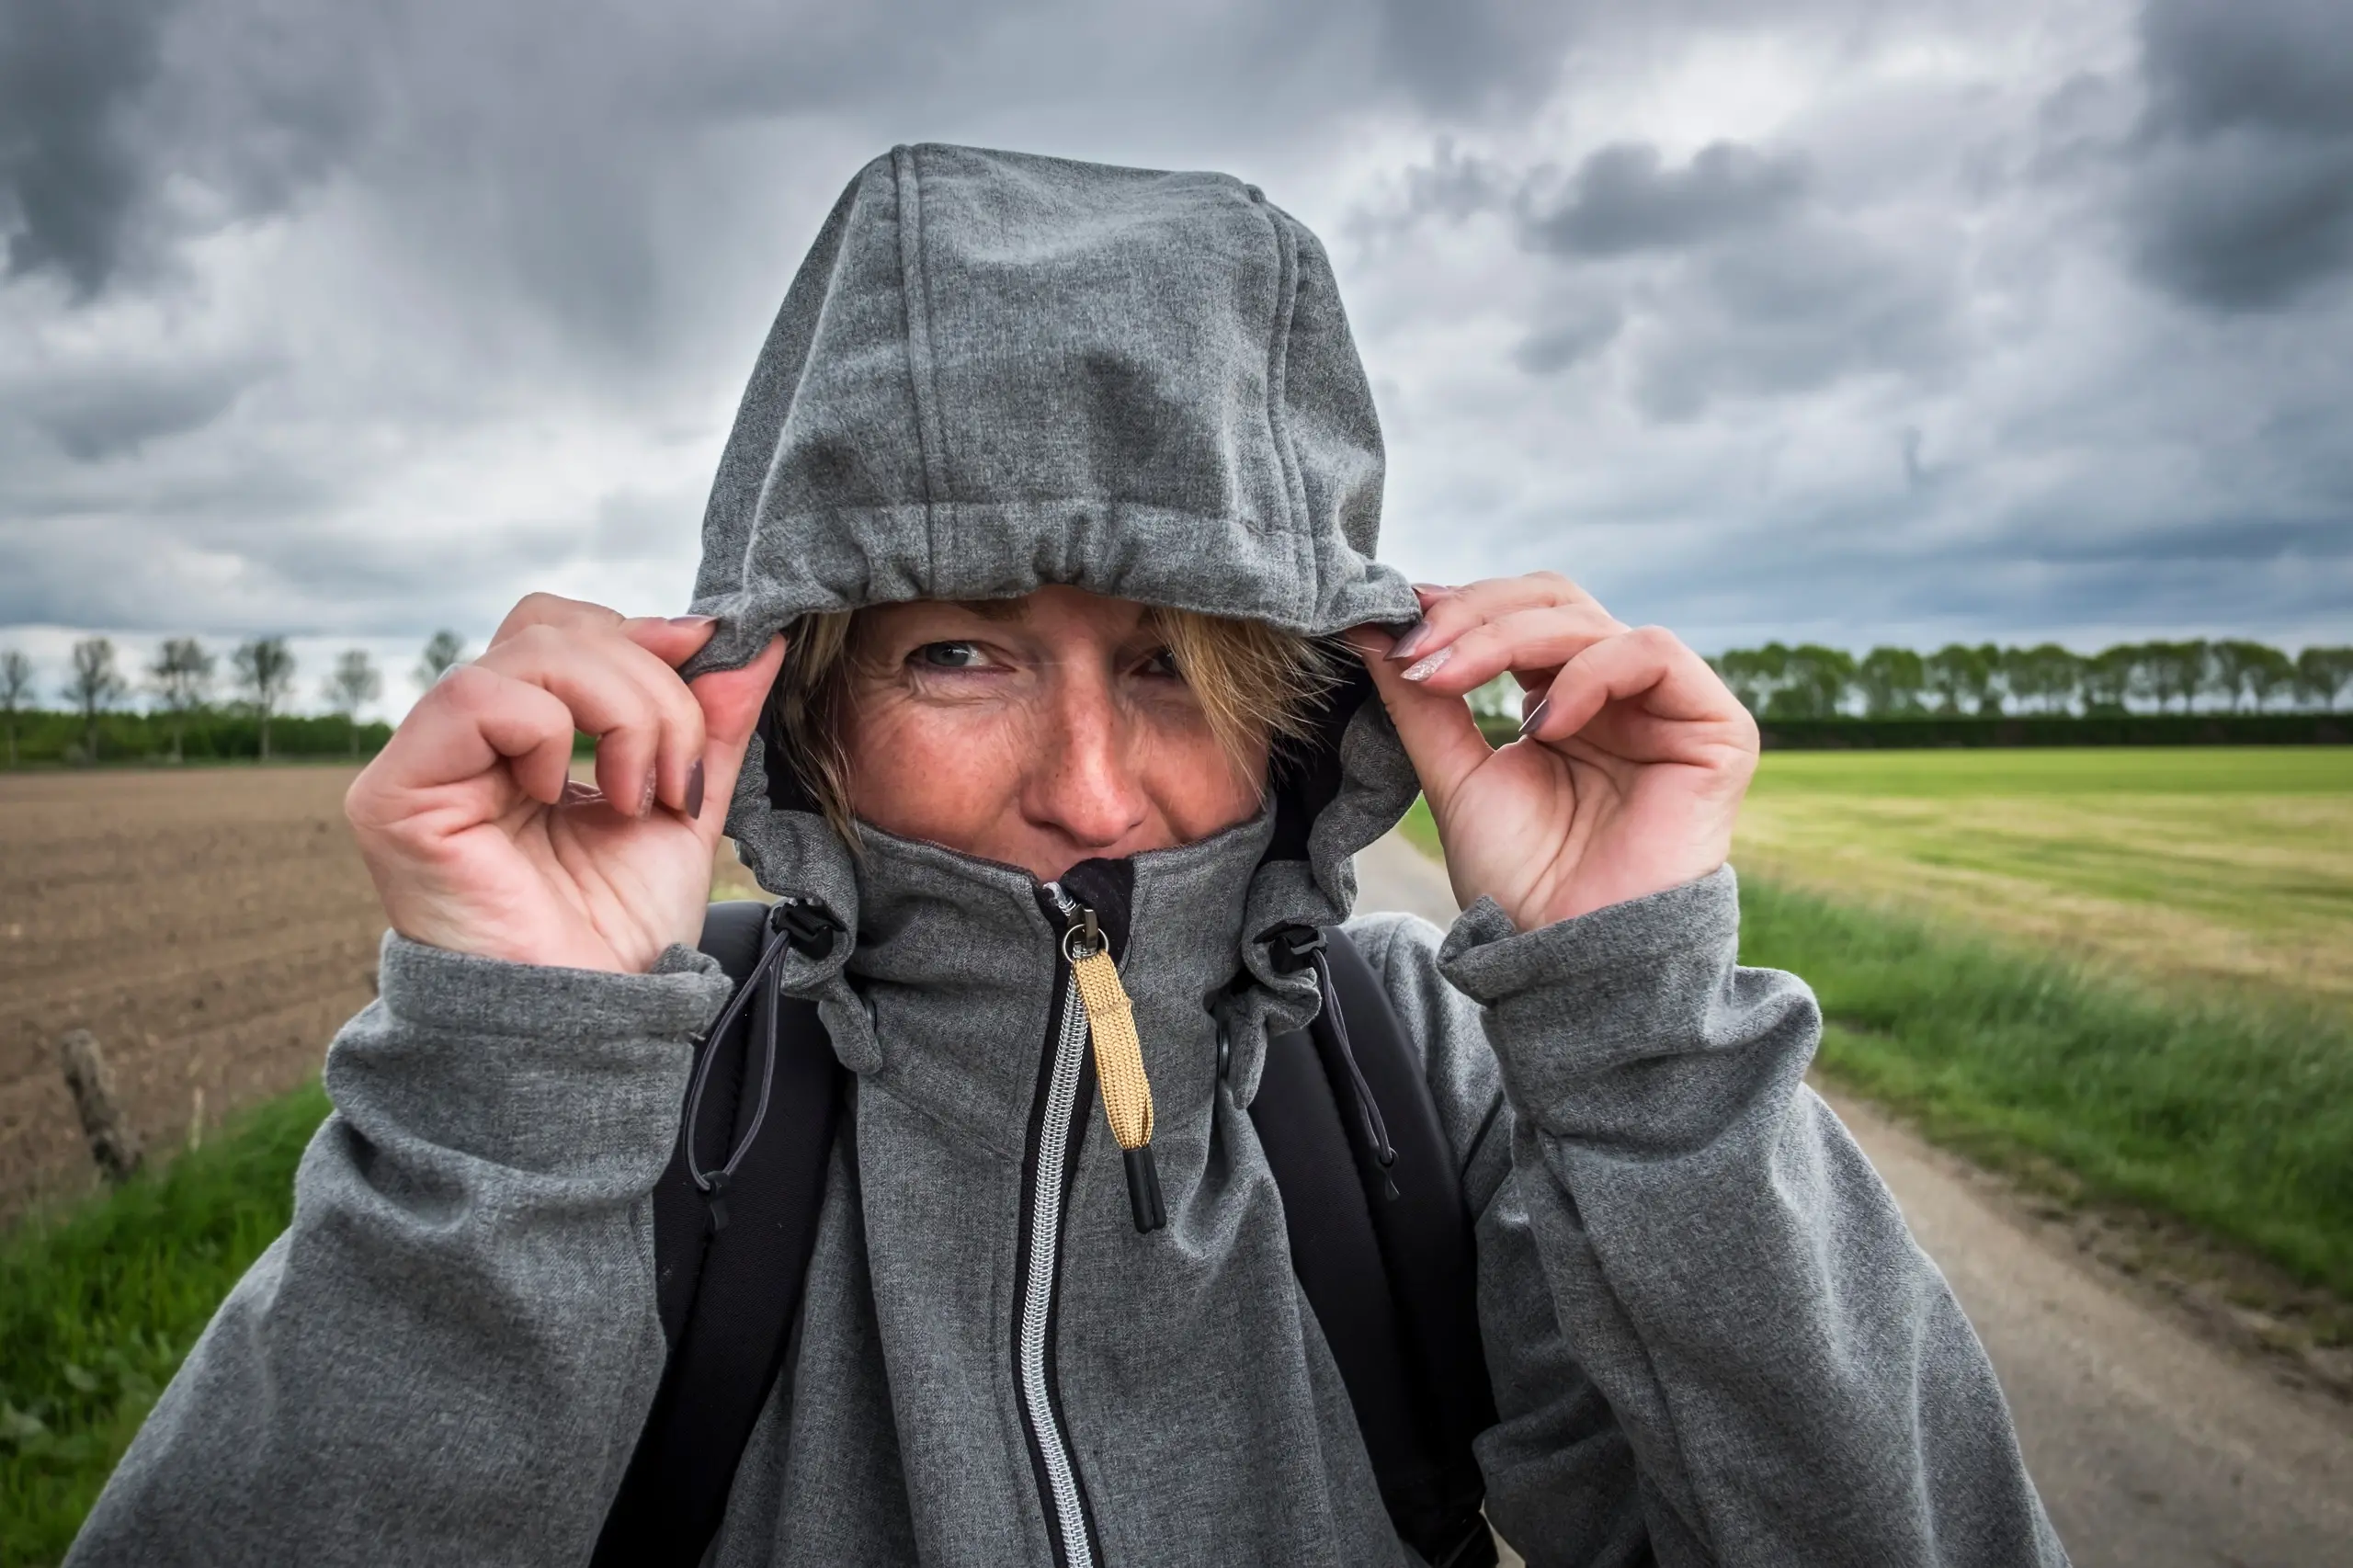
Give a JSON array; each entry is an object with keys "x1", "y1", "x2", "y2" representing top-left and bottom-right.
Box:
[
  {"x1": 1371, "y1": 0, "x2": 1582, "y2": 117},
  {"x1": 21, "y1": 361, "x2": 264, "y2": 460},
  {"x1": 0, "y1": 0, "x2": 176, "y2": 295},
  {"x1": 1525, "y1": 141, "x2": 1809, "y2": 257},
  {"x1": 2125, "y1": 0, "x2": 2353, "y2": 309},
  {"x1": 1512, "y1": 299, "x2": 1623, "y2": 374},
  {"x1": 2139, "y1": 0, "x2": 2353, "y2": 141}
]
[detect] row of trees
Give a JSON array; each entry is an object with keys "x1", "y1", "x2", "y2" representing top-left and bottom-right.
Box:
[
  {"x1": 1710, "y1": 640, "x2": 2353, "y2": 720},
  {"x1": 0, "y1": 631, "x2": 471, "y2": 766}
]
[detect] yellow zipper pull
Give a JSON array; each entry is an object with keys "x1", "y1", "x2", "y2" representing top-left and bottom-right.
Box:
[{"x1": 1065, "y1": 914, "x2": 1165, "y2": 1233}]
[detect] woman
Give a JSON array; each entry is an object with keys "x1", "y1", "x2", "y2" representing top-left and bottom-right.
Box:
[{"x1": 71, "y1": 145, "x2": 2062, "y2": 1566}]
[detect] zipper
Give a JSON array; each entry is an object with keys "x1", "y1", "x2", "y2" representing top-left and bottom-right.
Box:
[{"x1": 1011, "y1": 881, "x2": 1102, "y2": 1568}]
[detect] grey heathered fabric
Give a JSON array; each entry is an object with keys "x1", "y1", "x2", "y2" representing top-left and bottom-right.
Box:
[
  {"x1": 682, "y1": 142, "x2": 1420, "y2": 677},
  {"x1": 71, "y1": 144, "x2": 2061, "y2": 1568}
]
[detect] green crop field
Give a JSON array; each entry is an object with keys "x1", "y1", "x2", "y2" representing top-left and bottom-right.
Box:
[{"x1": 1738, "y1": 746, "x2": 2353, "y2": 1012}]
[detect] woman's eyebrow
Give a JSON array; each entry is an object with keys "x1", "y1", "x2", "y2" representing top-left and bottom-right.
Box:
[{"x1": 949, "y1": 598, "x2": 1026, "y2": 623}]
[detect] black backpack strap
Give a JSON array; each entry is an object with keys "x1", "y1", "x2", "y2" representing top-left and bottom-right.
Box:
[
  {"x1": 1255, "y1": 926, "x2": 1499, "y2": 1568},
  {"x1": 593, "y1": 900, "x2": 847, "y2": 1568}
]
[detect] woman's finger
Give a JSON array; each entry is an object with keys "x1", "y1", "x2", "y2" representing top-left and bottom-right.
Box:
[
  {"x1": 1347, "y1": 628, "x2": 1493, "y2": 816},
  {"x1": 474, "y1": 625, "x2": 704, "y2": 818},
  {"x1": 1393, "y1": 602, "x2": 1627, "y2": 699},
  {"x1": 1521, "y1": 626, "x2": 1745, "y2": 746},
  {"x1": 487, "y1": 592, "x2": 625, "y2": 652},
  {"x1": 1388, "y1": 572, "x2": 1622, "y2": 668},
  {"x1": 682, "y1": 635, "x2": 788, "y2": 836},
  {"x1": 348, "y1": 665, "x2": 577, "y2": 831}
]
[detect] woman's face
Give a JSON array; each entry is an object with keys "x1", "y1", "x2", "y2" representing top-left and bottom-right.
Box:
[{"x1": 839, "y1": 586, "x2": 1267, "y2": 883}]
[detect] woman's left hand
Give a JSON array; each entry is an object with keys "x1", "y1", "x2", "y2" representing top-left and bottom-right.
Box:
[{"x1": 1350, "y1": 574, "x2": 1760, "y2": 931}]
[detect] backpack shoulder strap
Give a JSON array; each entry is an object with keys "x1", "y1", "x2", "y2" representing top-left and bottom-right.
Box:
[
  {"x1": 593, "y1": 900, "x2": 847, "y2": 1568},
  {"x1": 1252, "y1": 925, "x2": 1499, "y2": 1568}
]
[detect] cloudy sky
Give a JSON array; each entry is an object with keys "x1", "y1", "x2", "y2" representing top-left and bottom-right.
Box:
[{"x1": 3, "y1": 0, "x2": 2347, "y2": 718}]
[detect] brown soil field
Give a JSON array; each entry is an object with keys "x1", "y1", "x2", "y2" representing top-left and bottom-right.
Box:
[
  {"x1": 1, "y1": 765, "x2": 769, "y2": 1223},
  {"x1": 0, "y1": 767, "x2": 387, "y2": 1221}
]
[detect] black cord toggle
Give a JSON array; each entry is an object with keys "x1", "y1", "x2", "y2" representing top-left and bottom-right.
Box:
[{"x1": 1267, "y1": 925, "x2": 1399, "y2": 1187}]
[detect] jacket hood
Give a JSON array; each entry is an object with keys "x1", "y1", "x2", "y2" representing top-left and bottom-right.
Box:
[
  {"x1": 688, "y1": 144, "x2": 1427, "y2": 1099},
  {"x1": 686, "y1": 142, "x2": 1420, "y2": 667}
]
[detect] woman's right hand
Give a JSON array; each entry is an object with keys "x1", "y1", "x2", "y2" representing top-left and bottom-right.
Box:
[{"x1": 345, "y1": 595, "x2": 787, "y2": 974}]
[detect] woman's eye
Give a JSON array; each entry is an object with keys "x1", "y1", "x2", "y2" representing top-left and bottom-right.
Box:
[
  {"x1": 1139, "y1": 647, "x2": 1183, "y2": 680},
  {"x1": 915, "y1": 642, "x2": 987, "y2": 670}
]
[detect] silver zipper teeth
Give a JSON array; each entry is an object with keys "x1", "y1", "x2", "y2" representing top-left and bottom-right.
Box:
[{"x1": 1020, "y1": 884, "x2": 1095, "y2": 1568}]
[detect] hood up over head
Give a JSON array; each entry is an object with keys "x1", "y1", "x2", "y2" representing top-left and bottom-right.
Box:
[{"x1": 686, "y1": 143, "x2": 1427, "y2": 1096}]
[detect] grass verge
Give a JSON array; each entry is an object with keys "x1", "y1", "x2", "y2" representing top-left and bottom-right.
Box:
[
  {"x1": 1738, "y1": 876, "x2": 2353, "y2": 1301},
  {"x1": 0, "y1": 1084, "x2": 329, "y2": 1567}
]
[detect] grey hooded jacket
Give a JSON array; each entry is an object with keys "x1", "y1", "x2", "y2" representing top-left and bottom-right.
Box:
[{"x1": 68, "y1": 145, "x2": 2064, "y2": 1568}]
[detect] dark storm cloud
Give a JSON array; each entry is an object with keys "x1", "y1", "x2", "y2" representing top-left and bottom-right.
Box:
[
  {"x1": 1370, "y1": 138, "x2": 1959, "y2": 411},
  {"x1": 21, "y1": 360, "x2": 264, "y2": 460},
  {"x1": 1524, "y1": 141, "x2": 1810, "y2": 257},
  {"x1": 1371, "y1": 0, "x2": 1581, "y2": 116},
  {"x1": 2125, "y1": 0, "x2": 2353, "y2": 309},
  {"x1": 0, "y1": 0, "x2": 176, "y2": 295},
  {"x1": 1625, "y1": 219, "x2": 1963, "y2": 417},
  {"x1": 0, "y1": 0, "x2": 1587, "y2": 317}
]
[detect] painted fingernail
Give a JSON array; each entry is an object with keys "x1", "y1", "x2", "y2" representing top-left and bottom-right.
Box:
[
  {"x1": 684, "y1": 758, "x2": 706, "y2": 819},
  {"x1": 1401, "y1": 646, "x2": 1453, "y2": 682},
  {"x1": 1388, "y1": 619, "x2": 1433, "y2": 661},
  {"x1": 1518, "y1": 698, "x2": 1552, "y2": 737},
  {"x1": 667, "y1": 614, "x2": 717, "y2": 628},
  {"x1": 638, "y1": 769, "x2": 659, "y2": 817}
]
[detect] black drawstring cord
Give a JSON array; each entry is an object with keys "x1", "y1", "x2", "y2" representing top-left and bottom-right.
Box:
[
  {"x1": 1272, "y1": 926, "x2": 1398, "y2": 1196},
  {"x1": 682, "y1": 930, "x2": 788, "y2": 1231},
  {"x1": 682, "y1": 898, "x2": 838, "y2": 1232},
  {"x1": 1309, "y1": 945, "x2": 1399, "y2": 1194}
]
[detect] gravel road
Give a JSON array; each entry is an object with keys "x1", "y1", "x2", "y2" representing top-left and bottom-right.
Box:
[{"x1": 1351, "y1": 831, "x2": 2353, "y2": 1568}]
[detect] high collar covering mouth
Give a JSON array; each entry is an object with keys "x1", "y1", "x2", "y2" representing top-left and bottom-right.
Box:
[
  {"x1": 722, "y1": 662, "x2": 1424, "y2": 1108},
  {"x1": 676, "y1": 141, "x2": 1421, "y2": 685}
]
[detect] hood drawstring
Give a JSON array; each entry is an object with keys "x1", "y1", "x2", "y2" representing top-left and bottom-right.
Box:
[
  {"x1": 684, "y1": 897, "x2": 839, "y2": 1232},
  {"x1": 1063, "y1": 909, "x2": 1166, "y2": 1233},
  {"x1": 1273, "y1": 926, "x2": 1398, "y2": 1198}
]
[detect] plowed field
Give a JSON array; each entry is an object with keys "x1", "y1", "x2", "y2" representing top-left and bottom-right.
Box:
[
  {"x1": 0, "y1": 767, "x2": 387, "y2": 1222},
  {"x1": 1, "y1": 766, "x2": 770, "y2": 1224}
]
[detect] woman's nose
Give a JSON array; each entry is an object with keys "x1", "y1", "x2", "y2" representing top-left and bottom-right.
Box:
[{"x1": 1024, "y1": 672, "x2": 1149, "y2": 849}]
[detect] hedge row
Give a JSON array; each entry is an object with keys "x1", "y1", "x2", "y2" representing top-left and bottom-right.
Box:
[
  {"x1": 1753, "y1": 712, "x2": 2348, "y2": 750},
  {"x1": 0, "y1": 710, "x2": 393, "y2": 766}
]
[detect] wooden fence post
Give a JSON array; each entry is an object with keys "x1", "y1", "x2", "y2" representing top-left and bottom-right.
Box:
[{"x1": 58, "y1": 1028, "x2": 143, "y2": 1184}]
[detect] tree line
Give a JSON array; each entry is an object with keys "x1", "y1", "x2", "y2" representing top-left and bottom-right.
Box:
[
  {"x1": 0, "y1": 630, "x2": 469, "y2": 766},
  {"x1": 1709, "y1": 640, "x2": 2353, "y2": 721}
]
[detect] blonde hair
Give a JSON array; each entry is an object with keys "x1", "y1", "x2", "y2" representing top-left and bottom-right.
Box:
[{"x1": 769, "y1": 602, "x2": 1338, "y2": 843}]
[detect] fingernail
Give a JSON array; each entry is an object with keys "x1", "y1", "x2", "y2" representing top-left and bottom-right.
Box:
[
  {"x1": 1518, "y1": 698, "x2": 1551, "y2": 737},
  {"x1": 1388, "y1": 619, "x2": 1432, "y2": 661},
  {"x1": 1411, "y1": 583, "x2": 1450, "y2": 597},
  {"x1": 638, "y1": 769, "x2": 659, "y2": 817},
  {"x1": 685, "y1": 758, "x2": 706, "y2": 820},
  {"x1": 1401, "y1": 646, "x2": 1453, "y2": 682},
  {"x1": 667, "y1": 614, "x2": 717, "y2": 628}
]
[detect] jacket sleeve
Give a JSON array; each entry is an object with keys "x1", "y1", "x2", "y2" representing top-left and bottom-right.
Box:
[
  {"x1": 1349, "y1": 868, "x2": 2064, "y2": 1568},
  {"x1": 66, "y1": 931, "x2": 733, "y2": 1568}
]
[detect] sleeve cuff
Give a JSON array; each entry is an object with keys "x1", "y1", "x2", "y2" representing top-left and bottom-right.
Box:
[
  {"x1": 1436, "y1": 865, "x2": 1739, "y2": 1006},
  {"x1": 376, "y1": 932, "x2": 733, "y2": 1043}
]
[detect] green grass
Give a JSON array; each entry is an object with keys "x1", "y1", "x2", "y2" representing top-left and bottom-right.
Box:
[
  {"x1": 1738, "y1": 877, "x2": 2353, "y2": 1300},
  {"x1": 1737, "y1": 746, "x2": 2353, "y2": 1011},
  {"x1": 0, "y1": 1084, "x2": 329, "y2": 1567},
  {"x1": 1748, "y1": 744, "x2": 2353, "y2": 796}
]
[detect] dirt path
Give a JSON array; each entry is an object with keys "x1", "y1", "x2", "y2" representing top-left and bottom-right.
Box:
[{"x1": 1352, "y1": 832, "x2": 2353, "y2": 1568}]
